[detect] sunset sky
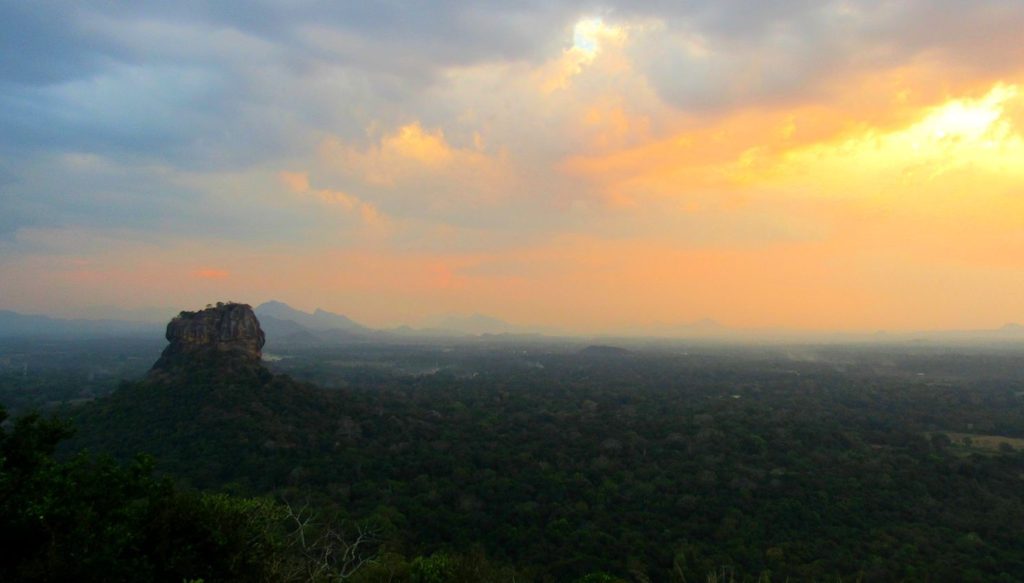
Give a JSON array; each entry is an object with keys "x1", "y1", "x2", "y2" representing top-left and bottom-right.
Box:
[{"x1": 2, "y1": 1, "x2": 1024, "y2": 333}]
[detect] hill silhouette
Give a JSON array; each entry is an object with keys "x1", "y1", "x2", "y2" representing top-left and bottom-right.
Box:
[
  {"x1": 255, "y1": 301, "x2": 368, "y2": 333},
  {"x1": 66, "y1": 303, "x2": 348, "y2": 489}
]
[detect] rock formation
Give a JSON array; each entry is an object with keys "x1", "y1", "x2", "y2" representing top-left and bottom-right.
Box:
[{"x1": 150, "y1": 302, "x2": 267, "y2": 376}]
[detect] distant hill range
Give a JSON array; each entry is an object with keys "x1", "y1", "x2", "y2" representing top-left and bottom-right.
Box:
[
  {"x1": 998, "y1": 323, "x2": 1024, "y2": 334},
  {"x1": 255, "y1": 301, "x2": 369, "y2": 333},
  {"x1": 255, "y1": 301, "x2": 375, "y2": 346},
  {"x1": 0, "y1": 302, "x2": 543, "y2": 345},
  {"x1": 3, "y1": 302, "x2": 1024, "y2": 345},
  {"x1": 254, "y1": 301, "x2": 546, "y2": 347},
  {"x1": 0, "y1": 310, "x2": 161, "y2": 338}
]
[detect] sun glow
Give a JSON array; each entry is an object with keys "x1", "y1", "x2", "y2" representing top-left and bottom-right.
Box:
[
  {"x1": 763, "y1": 83, "x2": 1024, "y2": 195},
  {"x1": 538, "y1": 17, "x2": 628, "y2": 93},
  {"x1": 571, "y1": 17, "x2": 623, "y2": 58},
  {"x1": 913, "y1": 84, "x2": 1018, "y2": 146}
]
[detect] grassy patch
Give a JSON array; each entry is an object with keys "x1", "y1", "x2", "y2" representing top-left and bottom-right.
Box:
[{"x1": 930, "y1": 432, "x2": 1024, "y2": 452}]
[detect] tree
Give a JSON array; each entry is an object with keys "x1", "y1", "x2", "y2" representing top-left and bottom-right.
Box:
[{"x1": 0, "y1": 406, "x2": 377, "y2": 582}]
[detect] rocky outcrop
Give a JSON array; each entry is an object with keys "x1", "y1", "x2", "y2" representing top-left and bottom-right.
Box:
[{"x1": 150, "y1": 302, "x2": 266, "y2": 376}]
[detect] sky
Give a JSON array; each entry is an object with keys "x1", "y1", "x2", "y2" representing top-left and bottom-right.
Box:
[{"x1": 2, "y1": 1, "x2": 1024, "y2": 333}]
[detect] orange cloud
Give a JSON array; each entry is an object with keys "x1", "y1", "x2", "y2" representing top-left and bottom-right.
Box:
[
  {"x1": 319, "y1": 122, "x2": 509, "y2": 200},
  {"x1": 278, "y1": 171, "x2": 389, "y2": 229},
  {"x1": 193, "y1": 268, "x2": 230, "y2": 280},
  {"x1": 559, "y1": 60, "x2": 1024, "y2": 211},
  {"x1": 278, "y1": 170, "x2": 310, "y2": 193},
  {"x1": 385, "y1": 123, "x2": 454, "y2": 166}
]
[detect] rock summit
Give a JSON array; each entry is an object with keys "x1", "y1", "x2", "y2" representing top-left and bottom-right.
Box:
[{"x1": 150, "y1": 302, "x2": 266, "y2": 375}]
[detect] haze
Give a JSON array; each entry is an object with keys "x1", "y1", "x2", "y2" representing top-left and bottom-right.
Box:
[{"x1": 3, "y1": 1, "x2": 1023, "y2": 334}]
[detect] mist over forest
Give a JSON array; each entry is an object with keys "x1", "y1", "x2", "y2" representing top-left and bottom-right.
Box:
[{"x1": 3, "y1": 301, "x2": 1024, "y2": 581}]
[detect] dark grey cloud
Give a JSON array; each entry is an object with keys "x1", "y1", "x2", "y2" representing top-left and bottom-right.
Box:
[
  {"x1": 0, "y1": 152, "x2": 205, "y2": 241},
  {"x1": 0, "y1": 149, "x2": 359, "y2": 251},
  {"x1": 2, "y1": 1, "x2": 581, "y2": 86},
  {"x1": 0, "y1": 1, "x2": 585, "y2": 168},
  {"x1": 614, "y1": 0, "x2": 1024, "y2": 111},
  {"x1": 6, "y1": 0, "x2": 1016, "y2": 161},
  {"x1": 6, "y1": 1, "x2": 1020, "y2": 99},
  {"x1": 0, "y1": 2, "x2": 110, "y2": 85}
]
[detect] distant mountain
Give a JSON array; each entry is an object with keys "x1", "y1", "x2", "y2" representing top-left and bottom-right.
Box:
[
  {"x1": 256, "y1": 314, "x2": 310, "y2": 338},
  {"x1": 255, "y1": 301, "x2": 368, "y2": 332},
  {"x1": 253, "y1": 300, "x2": 301, "y2": 321},
  {"x1": 0, "y1": 310, "x2": 160, "y2": 338},
  {"x1": 254, "y1": 315, "x2": 322, "y2": 347},
  {"x1": 997, "y1": 323, "x2": 1024, "y2": 334},
  {"x1": 254, "y1": 301, "x2": 379, "y2": 348},
  {"x1": 256, "y1": 301, "x2": 512, "y2": 345}
]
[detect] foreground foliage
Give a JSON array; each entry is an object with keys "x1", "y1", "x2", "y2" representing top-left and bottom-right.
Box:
[{"x1": 0, "y1": 406, "x2": 377, "y2": 583}]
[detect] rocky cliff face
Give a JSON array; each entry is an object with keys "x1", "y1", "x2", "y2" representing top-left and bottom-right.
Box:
[{"x1": 150, "y1": 302, "x2": 266, "y2": 375}]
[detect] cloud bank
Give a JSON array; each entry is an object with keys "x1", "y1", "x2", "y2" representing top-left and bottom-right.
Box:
[{"x1": 2, "y1": 1, "x2": 1024, "y2": 331}]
